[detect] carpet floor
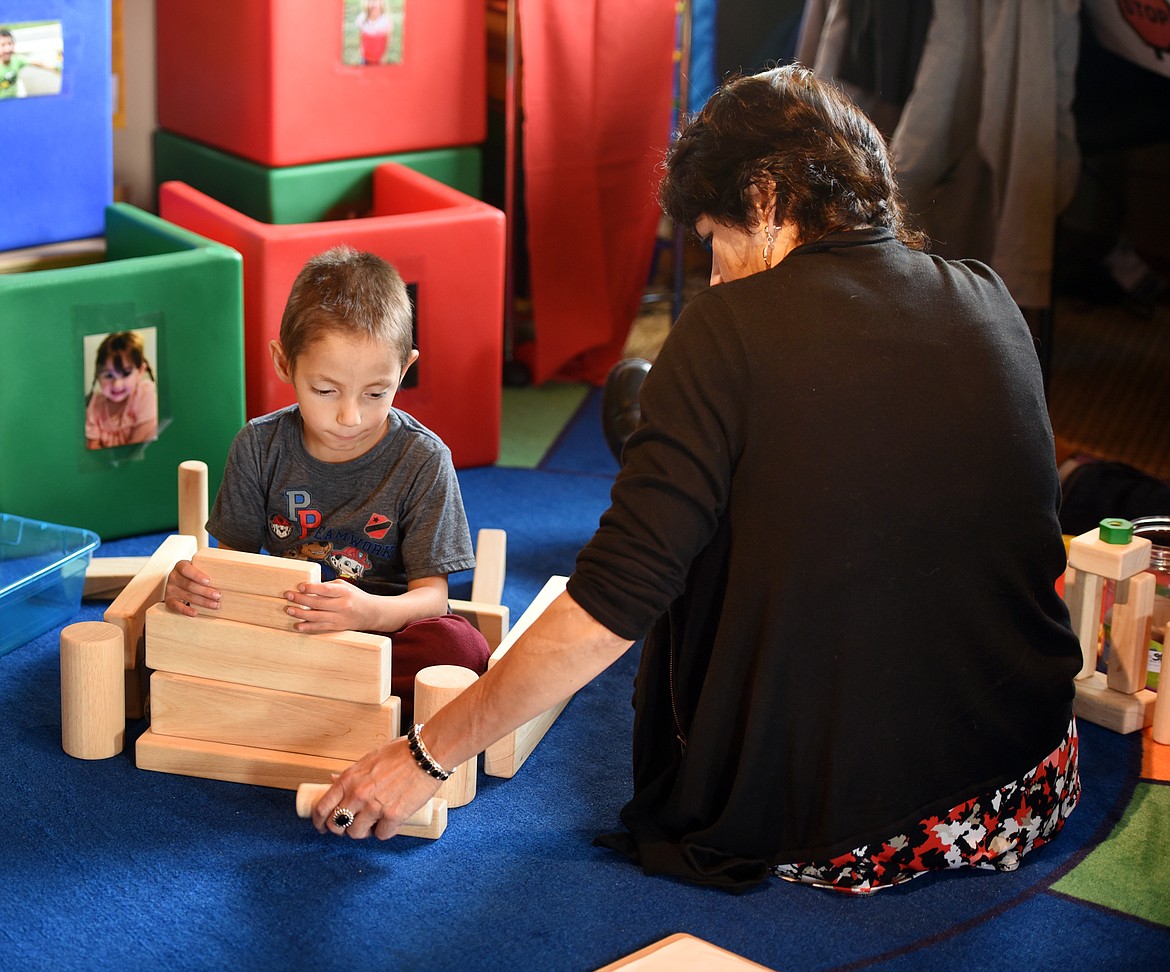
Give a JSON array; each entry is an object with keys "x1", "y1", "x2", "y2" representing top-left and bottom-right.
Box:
[
  {"x1": 1047, "y1": 294, "x2": 1170, "y2": 483},
  {"x1": 2, "y1": 389, "x2": 1168, "y2": 971}
]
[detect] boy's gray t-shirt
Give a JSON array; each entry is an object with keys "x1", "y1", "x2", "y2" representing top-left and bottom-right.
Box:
[{"x1": 208, "y1": 405, "x2": 475, "y2": 597}]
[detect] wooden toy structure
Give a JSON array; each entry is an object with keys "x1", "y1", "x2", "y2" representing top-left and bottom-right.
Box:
[
  {"x1": 1064, "y1": 519, "x2": 1167, "y2": 739},
  {"x1": 72, "y1": 460, "x2": 583, "y2": 836}
]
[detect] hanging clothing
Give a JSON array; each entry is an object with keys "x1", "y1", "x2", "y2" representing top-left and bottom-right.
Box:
[{"x1": 797, "y1": 0, "x2": 1082, "y2": 309}]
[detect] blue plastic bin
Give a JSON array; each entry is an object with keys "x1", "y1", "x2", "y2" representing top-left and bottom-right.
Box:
[{"x1": 0, "y1": 513, "x2": 99, "y2": 657}]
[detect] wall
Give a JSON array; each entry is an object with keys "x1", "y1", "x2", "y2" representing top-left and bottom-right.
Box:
[{"x1": 112, "y1": 0, "x2": 156, "y2": 211}]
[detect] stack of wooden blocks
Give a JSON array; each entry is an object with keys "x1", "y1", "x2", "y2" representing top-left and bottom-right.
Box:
[
  {"x1": 74, "y1": 459, "x2": 582, "y2": 836},
  {"x1": 1066, "y1": 518, "x2": 1169, "y2": 743},
  {"x1": 133, "y1": 546, "x2": 390, "y2": 766}
]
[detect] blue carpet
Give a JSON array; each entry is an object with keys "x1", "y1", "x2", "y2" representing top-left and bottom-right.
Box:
[{"x1": 2, "y1": 391, "x2": 1168, "y2": 971}]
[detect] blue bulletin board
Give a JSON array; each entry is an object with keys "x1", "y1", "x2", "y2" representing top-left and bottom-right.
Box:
[{"x1": 1, "y1": 1, "x2": 112, "y2": 251}]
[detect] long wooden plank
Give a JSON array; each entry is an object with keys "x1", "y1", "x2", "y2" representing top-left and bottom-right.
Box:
[
  {"x1": 470, "y1": 528, "x2": 507, "y2": 605},
  {"x1": 105, "y1": 534, "x2": 199, "y2": 669},
  {"x1": 597, "y1": 933, "x2": 773, "y2": 971},
  {"x1": 135, "y1": 730, "x2": 447, "y2": 838},
  {"x1": 191, "y1": 546, "x2": 320, "y2": 597},
  {"x1": 449, "y1": 599, "x2": 509, "y2": 652},
  {"x1": 83, "y1": 556, "x2": 149, "y2": 600},
  {"x1": 136, "y1": 725, "x2": 350, "y2": 788},
  {"x1": 150, "y1": 671, "x2": 401, "y2": 760},
  {"x1": 483, "y1": 576, "x2": 569, "y2": 778},
  {"x1": 145, "y1": 603, "x2": 391, "y2": 704}
]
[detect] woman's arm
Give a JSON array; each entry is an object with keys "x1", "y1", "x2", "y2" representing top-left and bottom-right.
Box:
[{"x1": 311, "y1": 589, "x2": 634, "y2": 838}]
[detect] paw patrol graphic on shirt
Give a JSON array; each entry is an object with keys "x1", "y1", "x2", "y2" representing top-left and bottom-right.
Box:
[
  {"x1": 269, "y1": 513, "x2": 294, "y2": 540},
  {"x1": 273, "y1": 489, "x2": 395, "y2": 581},
  {"x1": 283, "y1": 541, "x2": 333, "y2": 563},
  {"x1": 328, "y1": 546, "x2": 373, "y2": 581}
]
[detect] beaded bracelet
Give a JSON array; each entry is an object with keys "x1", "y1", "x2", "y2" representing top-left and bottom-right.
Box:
[{"x1": 406, "y1": 723, "x2": 454, "y2": 781}]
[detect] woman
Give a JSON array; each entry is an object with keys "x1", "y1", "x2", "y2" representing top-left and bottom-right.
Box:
[{"x1": 311, "y1": 65, "x2": 1082, "y2": 894}]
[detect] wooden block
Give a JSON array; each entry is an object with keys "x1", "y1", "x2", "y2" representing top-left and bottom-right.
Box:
[
  {"x1": 470, "y1": 528, "x2": 507, "y2": 605},
  {"x1": 449, "y1": 598, "x2": 509, "y2": 652},
  {"x1": 191, "y1": 546, "x2": 321, "y2": 597},
  {"x1": 137, "y1": 725, "x2": 349, "y2": 788},
  {"x1": 1073, "y1": 670, "x2": 1156, "y2": 734},
  {"x1": 194, "y1": 588, "x2": 299, "y2": 631},
  {"x1": 414, "y1": 666, "x2": 479, "y2": 808},
  {"x1": 150, "y1": 671, "x2": 400, "y2": 761},
  {"x1": 82, "y1": 556, "x2": 149, "y2": 600},
  {"x1": 1154, "y1": 674, "x2": 1170, "y2": 745},
  {"x1": 178, "y1": 459, "x2": 209, "y2": 549},
  {"x1": 1108, "y1": 572, "x2": 1155, "y2": 695},
  {"x1": 125, "y1": 640, "x2": 150, "y2": 720},
  {"x1": 59, "y1": 621, "x2": 125, "y2": 760},
  {"x1": 484, "y1": 698, "x2": 571, "y2": 780},
  {"x1": 596, "y1": 933, "x2": 773, "y2": 971},
  {"x1": 145, "y1": 603, "x2": 391, "y2": 704},
  {"x1": 135, "y1": 731, "x2": 448, "y2": 838},
  {"x1": 295, "y1": 783, "x2": 446, "y2": 839},
  {"x1": 1063, "y1": 566, "x2": 1105, "y2": 680},
  {"x1": 1068, "y1": 529, "x2": 1152, "y2": 581},
  {"x1": 484, "y1": 575, "x2": 570, "y2": 778},
  {"x1": 105, "y1": 534, "x2": 199, "y2": 669}
]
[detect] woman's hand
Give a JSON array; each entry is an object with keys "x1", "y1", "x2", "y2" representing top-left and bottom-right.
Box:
[
  {"x1": 163, "y1": 560, "x2": 221, "y2": 617},
  {"x1": 308, "y1": 590, "x2": 635, "y2": 842},
  {"x1": 311, "y1": 736, "x2": 442, "y2": 840}
]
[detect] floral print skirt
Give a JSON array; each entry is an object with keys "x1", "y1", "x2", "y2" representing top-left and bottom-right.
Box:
[{"x1": 773, "y1": 717, "x2": 1081, "y2": 894}]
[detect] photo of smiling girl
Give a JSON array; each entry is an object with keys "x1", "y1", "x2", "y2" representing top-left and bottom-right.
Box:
[{"x1": 83, "y1": 328, "x2": 159, "y2": 450}]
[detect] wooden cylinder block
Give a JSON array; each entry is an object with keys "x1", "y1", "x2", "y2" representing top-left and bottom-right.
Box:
[
  {"x1": 295, "y1": 782, "x2": 434, "y2": 828},
  {"x1": 1155, "y1": 670, "x2": 1170, "y2": 745},
  {"x1": 178, "y1": 459, "x2": 209, "y2": 548},
  {"x1": 60, "y1": 621, "x2": 126, "y2": 759},
  {"x1": 413, "y1": 665, "x2": 479, "y2": 808}
]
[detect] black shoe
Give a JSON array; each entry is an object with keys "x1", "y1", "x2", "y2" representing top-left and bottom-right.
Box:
[{"x1": 602, "y1": 357, "x2": 652, "y2": 462}]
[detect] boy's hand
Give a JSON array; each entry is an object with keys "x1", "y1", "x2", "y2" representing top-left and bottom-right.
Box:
[
  {"x1": 163, "y1": 560, "x2": 222, "y2": 617},
  {"x1": 285, "y1": 579, "x2": 382, "y2": 633}
]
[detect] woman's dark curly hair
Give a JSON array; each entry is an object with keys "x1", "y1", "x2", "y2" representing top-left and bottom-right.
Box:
[{"x1": 659, "y1": 64, "x2": 925, "y2": 249}]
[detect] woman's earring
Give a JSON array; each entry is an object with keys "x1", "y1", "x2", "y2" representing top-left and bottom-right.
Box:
[{"x1": 762, "y1": 227, "x2": 776, "y2": 269}]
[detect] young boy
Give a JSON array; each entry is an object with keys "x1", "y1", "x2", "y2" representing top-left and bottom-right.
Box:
[{"x1": 165, "y1": 245, "x2": 490, "y2": 718}]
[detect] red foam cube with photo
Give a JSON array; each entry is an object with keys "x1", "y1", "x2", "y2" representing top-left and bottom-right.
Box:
[
  {"x1": 155, "y1": 0, "x2": 485, "y2": 166},
  {"x1": 158, "y1": 164, "x2": 504, "y2": 468}
]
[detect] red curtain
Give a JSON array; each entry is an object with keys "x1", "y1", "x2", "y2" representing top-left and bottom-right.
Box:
[{"x1": 518, "y1": 0, "x2": 677, "y2": 385}]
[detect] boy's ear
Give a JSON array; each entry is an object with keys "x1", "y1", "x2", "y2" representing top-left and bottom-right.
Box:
[
  {"x1": 270, "y1": 340, "x2": 293, "y2": 383},
  {"x1": 402, "y1": 348, "x2": 420, "y2": 379}
]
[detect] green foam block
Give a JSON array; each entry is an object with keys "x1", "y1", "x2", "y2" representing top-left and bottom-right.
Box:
[
  {"x1": 154, "y1": 130, "x2": 482, "y2": 224},
  {"x1": 0, "y1": 204, "x2": 245, "y2": 540}
]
